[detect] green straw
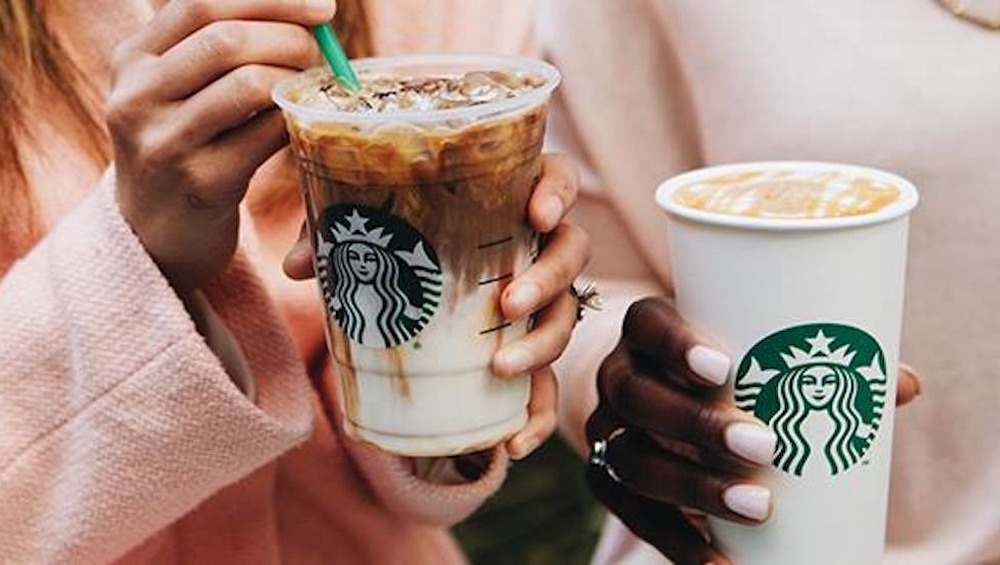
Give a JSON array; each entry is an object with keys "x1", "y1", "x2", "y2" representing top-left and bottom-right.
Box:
[{"x1": 312, "y1": 23, "x2": 361, "y2": 91}]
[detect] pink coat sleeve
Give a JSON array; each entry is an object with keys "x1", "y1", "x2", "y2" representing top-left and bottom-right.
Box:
[
  {"x1": 0, "y1": 175, "x2": 314, "y2": 563},
  {"x1": 344, "y1": 441, "x2": 510, "y2": 527}
]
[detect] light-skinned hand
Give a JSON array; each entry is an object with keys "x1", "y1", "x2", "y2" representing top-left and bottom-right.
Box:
[{"x1": 109, "y1": 0, "x2": 336, "y2": 292}]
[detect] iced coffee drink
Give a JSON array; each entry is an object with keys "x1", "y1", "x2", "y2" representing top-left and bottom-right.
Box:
[{"x1": 273, "y1": 55, "x2": 561, "y2": 456}]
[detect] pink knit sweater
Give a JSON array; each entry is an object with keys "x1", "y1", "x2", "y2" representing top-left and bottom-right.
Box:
[{"x1": 0, "y1": 1, "x2": 537, "y2": 562}]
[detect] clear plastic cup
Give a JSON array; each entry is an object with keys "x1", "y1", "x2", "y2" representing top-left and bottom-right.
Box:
[{"x1": 274, "y1": 54, "x2": 560, "y2": 456}]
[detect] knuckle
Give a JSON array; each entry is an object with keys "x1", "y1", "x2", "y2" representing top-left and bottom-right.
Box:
[
  {"x1": 538, "y1": 410, "x2": 559, "y2": 435},
  {"x1": 201, "y1": 22, "x2": 244, "y2": 63},
  {"x1": 181, "y1": 159, "x2": 250, "y2": 208},
  {"x1": 541, "y1": 252, "x2": 576, "y2": 291},
  {"x1": 110, "y1": 41, "x2": 137, "y2": 71},
  {"x1": 623, "y1": 297, "x2": 660, "y2": 334},
  {"x1": 104, "y1": 89, "x2": 144, "y2": 133},
  {"x1": 690, "y1": 403, "x2": 726, "y2": 448},
  {"x1": 684, "y1": 470, "x2": 713, "y2": 510},
  {"x1": 695, "y1": 475, "x2": 731, "y2": 515},
  {"x1": 289, "y1": 27, "x2": 321, "y2": 66},
  {"x1": 612, "y1": 374, "x2": 642, "y2": 418},
  {"x1": 180, "y1": 0, "x2": 216, "y2": 24},
  {"x1": 532, "y1": 347, "x2": 560, "y2": 373},
  {"x1": 604, "y1": 367, "x2": 644, "y2": 423},
  {"x1": 136, "y1": 132, "x2": 177, "y2": 171},
  {"x1": 175, "y1": 160, "x2": 210, "y2": 193},
  {"x1": 233, "y1": 66, "x2": 275, "y2": 105}
]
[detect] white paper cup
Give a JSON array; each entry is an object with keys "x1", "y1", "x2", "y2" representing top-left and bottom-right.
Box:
[
  {"x1": 274, "y1": 54, "x2": 560, "y2": 456},
  {"x1": 656, "y1": 162, "x2": 918, "y2": 564}
]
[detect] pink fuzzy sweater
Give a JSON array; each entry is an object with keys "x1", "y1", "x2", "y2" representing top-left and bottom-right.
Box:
[{"x1": 0, "y1": 1, "x2": 537, "y2": 563}]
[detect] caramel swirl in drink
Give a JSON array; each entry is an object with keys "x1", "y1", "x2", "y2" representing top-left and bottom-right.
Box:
[
  {"x1": 273, "y1": 55, "x2": 560, "y2": 457},
  {"x1": 673, "y1": 170, "x2": 901, "y2": 219}
]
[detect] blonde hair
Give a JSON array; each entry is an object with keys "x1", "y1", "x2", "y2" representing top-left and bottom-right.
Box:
[
  {"x1": 0, "y1": 0, "x2": 109, "y2": 270},
  {"x1": 0, "y1": 0, "x2": 373, "y2": 271}
]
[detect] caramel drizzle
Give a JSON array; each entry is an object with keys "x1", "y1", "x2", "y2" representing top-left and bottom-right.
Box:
[{"x1": 675, "y1": 173, "x2": 900, "y2": 219}]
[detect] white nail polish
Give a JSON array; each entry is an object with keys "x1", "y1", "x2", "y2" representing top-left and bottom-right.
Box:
[
  {"x1": 725, "y1": 423, "x2": 777, "y2": 465},
  {"x1": 723, "y1": 484, "x2": 771, "y2": 521},
  {"x1": 686, "y1": 345, "x2": 731, "y2": 386}
]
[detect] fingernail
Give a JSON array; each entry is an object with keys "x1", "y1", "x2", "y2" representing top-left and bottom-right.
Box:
[
  {"x1": 901, "y1": 363, "x2": 923, "y2": 396},
  {"x1": 725, "y1": 423, "x2": 777, "y2": 465},
  {"x1": 723, "y1": 484, "x2": 771, "y2": 521},
  {"x1": 686, "y1": 345, "x2": 731, "y2": 386},
  {"x1": 539, "y1": 195, "x2": 563, "y2": 229},
  {"x1": 307, "y1": 0, "x2": 334, "y2": 14},
  {"x1": 495, "y1": 344, "x2": 532, "y2": 375},
  {"x1": 507, "y1": 283, "x2": 541, "y2": 315}
]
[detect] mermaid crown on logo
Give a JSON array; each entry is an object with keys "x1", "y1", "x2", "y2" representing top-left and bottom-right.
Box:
[
  {"x1": 779, "y1": 330, "x2": 857, "y2": 368},
  {"x1": 736, "y1": 325, "x2": 888, "y2": 477}
]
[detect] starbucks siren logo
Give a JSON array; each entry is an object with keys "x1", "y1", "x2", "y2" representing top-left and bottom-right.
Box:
[
  {"x1": 735, "y1": 323, "x2": 888, "y2": 477},
  {"x1": 316, "y1": 204, "x2": 442, "y2": 349}
]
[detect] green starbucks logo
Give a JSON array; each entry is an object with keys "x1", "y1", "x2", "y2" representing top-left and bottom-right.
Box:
[
  {"x1": 735, "y1": 324, "x2": 888, "y2": 477},
  {"x1": 316, "y1": 205, "x2": 442, "y2": 349}
]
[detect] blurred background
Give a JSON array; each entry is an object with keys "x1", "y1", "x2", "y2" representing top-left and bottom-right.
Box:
[{"x1": 454, "y1": 437, "x2": 605, "y2": 565}]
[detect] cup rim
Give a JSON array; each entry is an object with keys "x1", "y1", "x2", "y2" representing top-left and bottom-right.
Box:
[
  {"x1": 272, "y1": 52, "x2": 561, "y2": 124},
  {"x1": 655, "y1": 161, "x2": 920, "y2": 231}
]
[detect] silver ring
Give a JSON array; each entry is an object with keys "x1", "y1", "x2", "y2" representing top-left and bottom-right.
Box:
[{"x1": 589, "y1": 428, "x2": 626, "y2": 483}]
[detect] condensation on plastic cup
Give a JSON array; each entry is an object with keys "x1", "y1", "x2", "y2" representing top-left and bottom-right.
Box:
[
  {"x1": 655, "y1": 161, "x2": 920, "y2": 231},
  {"x1": 272, "y1": 52, "x2": 562, "y2": 128},
  {"x1": 271, "y1": 53, "x2": 561, "y2": 457}
]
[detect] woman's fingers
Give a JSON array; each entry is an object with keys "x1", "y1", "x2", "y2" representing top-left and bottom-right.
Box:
[
  {"x1": 284, "y1": 222, "x2": 316, "y2": 280},
  {"x1": 604, "y1": 431, "x2": 772, "y2": 525},
  {"x1": 493, "y1": 291, "x2": 577, "y2": 377},
  {"x1": 502, "y1": 222, "x2": 590, "y2": 320},
  {"x1": 597, "y1": 345, "x2": 776, "y2": 466},
  {"x1": 586, "y1": 405, "x2": 731, "y2": 563},
  {"x1": 623, "y1": 297, "x2": 732, "y2": 389},
  {"x1": 896, "y1": 363, "x2": 923, "y2": 407},
  {"x1": 586, "y1": 465, "x2": 730, "y2": 565},
  {"x1": 156, "y1": 20, "x2": 321, "y2": 100},
  {"x1": 506, "y1": 367, "x2": 559, "y2": 460},
  {"x1": 529, "y1": 154, "x2": 581, "y2": 233},
  {"x1": 130, "y1": 0, "x2": 336, "y2": 55},
  {"x1": 164, "y1": 64, "x2": 297, "y2": 150},
  {"x1": 179, "y1": 108, "x2": 288, "y2": 207}
]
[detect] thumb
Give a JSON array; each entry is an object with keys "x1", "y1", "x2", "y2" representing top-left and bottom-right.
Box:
[
  {"x1": 283, "y1": 222, "x2": 316, "y2": 280},
  {"x1": 896, "y1": 363, "x2": 923, "y2": 407}
]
